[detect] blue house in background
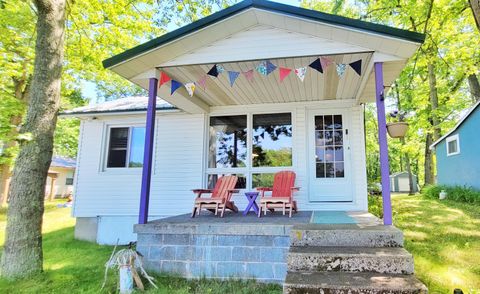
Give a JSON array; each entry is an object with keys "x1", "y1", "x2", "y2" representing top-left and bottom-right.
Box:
[{"x1": 431, "y1": 100, "x2": 480, "y2": 190}]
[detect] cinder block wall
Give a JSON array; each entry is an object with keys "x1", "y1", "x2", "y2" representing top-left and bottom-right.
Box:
[{"x1": 136, "y1": 233, "x2": 290, "y2": 283}]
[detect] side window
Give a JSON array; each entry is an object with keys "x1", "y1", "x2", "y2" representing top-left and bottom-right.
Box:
[
  {"x1": 106, "y1": 126, "x2": 145, "y2": 168},
  {"x1": 446, "y1": 134, "x2": 460, "y2": 156}
]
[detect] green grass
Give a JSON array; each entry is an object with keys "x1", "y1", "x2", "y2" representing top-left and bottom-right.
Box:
[
  {"x1": 0, "y1": 202, "x2": 281, "y2": 293},
  {"x1": 370, "y1": 194, "x2": 480, "y2": 293}
]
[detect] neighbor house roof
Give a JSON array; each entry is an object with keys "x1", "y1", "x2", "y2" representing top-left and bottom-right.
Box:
[
  {"x1": 61, "y1": 96, "x2": 177, "y2": 117},
  {"x1": 51, "y1": 156, "x2": 76, "y2": 169},
  {"x1": 431, "y1": 100, "x2": 480, "y2": 149},
  {"x1": 103, "y1": 0, "x2": 425, "y2": 69}
]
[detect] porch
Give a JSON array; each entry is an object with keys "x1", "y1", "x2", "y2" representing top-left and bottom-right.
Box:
[{"x1": 134, "y1": 211, "x2": 393, "y2": 283}]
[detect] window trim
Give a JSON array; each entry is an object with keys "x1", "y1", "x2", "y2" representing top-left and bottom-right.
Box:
[
  {"x1": 205, "y1": 111, "x2": 294, "y2": 191},
  {"x1": 446, "y1": 134, "x2": 460, "y2": 156},
  {"x1": 104, "y1": 124, "x2": 146, "y2": 170}
]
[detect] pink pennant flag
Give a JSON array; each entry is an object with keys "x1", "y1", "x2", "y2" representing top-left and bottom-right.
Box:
[
  {"x1": 242, "y1": 69, "x2": 254, "y2": 82},
  {"x1": 279, "y1": 67, "x2": 292, "y2": 82},
  {"x1": 196, "y1": 75, "x2": 207, "y2": 90},
  {"x1": 320, "y1": 57, "x2": 334, "y2": 70}
]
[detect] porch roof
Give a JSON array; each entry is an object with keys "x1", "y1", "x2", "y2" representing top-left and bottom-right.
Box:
[{"x1": 103, "y1": 0, "x2": 424, "y2": 113}]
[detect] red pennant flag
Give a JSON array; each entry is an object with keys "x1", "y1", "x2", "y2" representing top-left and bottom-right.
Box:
[
  {"x1": 279, "y1": 67, "x2": 292, "y2": 82},
  {"x1": 320, "y1": 57, "x2": 334, "y2": 70},
  {"x1": 159, "y1": 72, "x2": 171, "y2": 87}
]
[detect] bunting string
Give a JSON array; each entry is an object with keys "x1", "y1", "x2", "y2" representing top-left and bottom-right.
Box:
[{"x1": 160, "y1": 56, "x2": 363, "y2": 96}]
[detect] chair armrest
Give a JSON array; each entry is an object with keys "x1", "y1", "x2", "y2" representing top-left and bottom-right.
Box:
[
  {"x1": 228, "y1": 189, "x2": 240, "y2": 194},
  {"x1": 256, "y1": 187, "x2": 273, "y2": 192},
  {"x1": 192, "y1": 189, "x2": 213, "y2": 198},
  {"x1": 291, "y1": 187, "x2": 300, "y2": 192}
]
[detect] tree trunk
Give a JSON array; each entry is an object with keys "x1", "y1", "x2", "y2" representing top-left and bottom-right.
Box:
[
  {"x1": 0, "y1": 0, "x2": 66, "y2": 279},
  {"x1": 468, "y1": 73, "x2": 480, "y2": 103},
  {"x1": 424, "y1": 133, "x2": 434, "y2": 185},
  {"x1": 470, "y1": 0, "x2": 480, "y2": 31},
  {"x1": 428, "y1": 63, "x2": 441, "y2": 141},
  {"x1": 424, "y1": 62, "x2": 441, "y2": 186},
  {"x1": 400, "y1": 138, "x2": 415, "y2": 195}
]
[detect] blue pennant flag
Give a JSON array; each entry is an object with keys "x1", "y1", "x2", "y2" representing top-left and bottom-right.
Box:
[
  {"x1": 228, "y1": 71, "x2": 240, "y2": 87},
  {"x1": 171, "y1": 80, "x2": 182, "y2": 95}
]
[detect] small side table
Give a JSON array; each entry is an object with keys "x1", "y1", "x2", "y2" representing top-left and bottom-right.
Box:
[{"x1": 243, "y1": 192, "x2": 260, "y2": 215}]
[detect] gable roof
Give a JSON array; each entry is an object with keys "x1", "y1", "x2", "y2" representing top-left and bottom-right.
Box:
[
  {"x1": 431, "y1": 100, "x2": 480, "y2": 149},
  {"x1": 103, "y1": 0, "x2": 424, "y2": 69},
  {"x1": 60, "y1": 96, "x2": 177, "y2": 117}
]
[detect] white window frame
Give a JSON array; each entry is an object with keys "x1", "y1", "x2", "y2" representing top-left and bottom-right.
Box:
[
  {"x1": 104, "y1": 124, "x2": 146, "y2": 170},
  {"x1": 205, "y1": 111, "x2": 294, "y2": 191},
  {"x1": 446, "y1": 134, "x2": 460, "y2": 156}
]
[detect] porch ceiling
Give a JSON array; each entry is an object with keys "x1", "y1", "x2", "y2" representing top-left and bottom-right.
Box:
[{"x1": 158, "y1": 52, "x2": 373, "y2": 107}]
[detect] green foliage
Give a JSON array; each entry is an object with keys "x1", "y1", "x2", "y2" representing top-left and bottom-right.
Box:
[
  {"x1": 367, "y1": 195, "x2": 383, "y2": 218},
  {"x1": 423, "y1": 184, "x2": 480, "y2": 204}
]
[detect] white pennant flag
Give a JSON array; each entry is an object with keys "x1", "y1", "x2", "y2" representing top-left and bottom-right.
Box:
[
  {"x1": 295, "y1": 67, "x2": 307, "y2": 82},
  {"x1": 184, "y1": 82, "x2": 195, "y2": 97}
]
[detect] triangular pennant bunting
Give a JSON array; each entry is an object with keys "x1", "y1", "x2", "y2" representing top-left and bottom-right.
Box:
[
  {"x1": 279, "y1": 67, "x2": 292, "y2": 82},
  {"x1": 256, "y1": 60, "x2": 277, "y2": 76},
  {"x1": 228, "y1": 71, "x2": 240, "y2": 87},
  {"x1": 336, "y1": 64, "x2": 347, "y2": 78},
  {"x1": 243, "y1": 70, "x2": 254, "y2": 82},
  {"x1": 184, "y1": 82, "x2": 195, "y2": 97},
  {"x1": 349, "y1": 59, "x2": 362, "y2": 76},
  {"x1": 170, "y1": 80, "x2": 182, "y2": 95},
  {"x1": 320, "y1": 57, "x2": 334, "y2": 70},
  {"x1": 216, "y1": 65, "x2": 225, "y2": 74},
  {"x1": 207, "y1": 64, "x2": 219, "y2": 77},
  {"x1": 309, "y1": 58, "x2": 323, "y2": 73},
  {"x1": 196, "y1": 75, "x2": 207, "y2": 90},
  {"x1": 295, "y1": 67, "x2": 307, "y2": 82},
  {"x1": 159, "y1": 72, "x2": 171, "y2": 87}
]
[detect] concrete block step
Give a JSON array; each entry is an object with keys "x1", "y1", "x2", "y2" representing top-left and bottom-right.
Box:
[
  {"x1": 290, "y1": 224, "x2": 404, "y2": 247},
  {"x1": 287, "y1": 246, "x2": 414, "y2": 274},
  {"x1": 283, "y1": 271, "x2": 428, "y2": 294}
]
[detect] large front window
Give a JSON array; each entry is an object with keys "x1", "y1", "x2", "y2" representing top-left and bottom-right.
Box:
[{"x1": 207, "y1": 113, "x2": 292, "y2": 189}]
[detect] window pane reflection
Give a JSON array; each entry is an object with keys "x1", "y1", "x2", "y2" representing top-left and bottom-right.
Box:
[
  {"x1": 207, "y1": 174, "x2": 246, "y2": 189},
  {"x1": 129, "y1": 127, "x2": 145, "y2": 167},
  {"x1": 315, "y1": 115, "x2": 344, "y2": 178},
  {"x1": 252, "y1": 113, "x2": 292, "y2": 167},
  {"x1": 209, "y1": 116, "x2": 247, "y2": 168},
  {"x1": 252, "y1": 173, "x2": 275, "y2": 188}
]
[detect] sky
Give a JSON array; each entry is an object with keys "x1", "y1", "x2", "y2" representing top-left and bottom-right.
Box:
[{"x1": 82, "y1": 0, "x2": 302, "y2": 103}]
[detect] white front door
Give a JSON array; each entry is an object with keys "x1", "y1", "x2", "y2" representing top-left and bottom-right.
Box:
[{"x1": 308, "y1": 110, "x2": 353, "y2": 202}]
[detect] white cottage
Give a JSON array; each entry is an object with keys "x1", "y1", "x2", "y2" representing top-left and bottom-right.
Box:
[{"x1": 63, "y1": 0, "x2": 424, "y2": 247}]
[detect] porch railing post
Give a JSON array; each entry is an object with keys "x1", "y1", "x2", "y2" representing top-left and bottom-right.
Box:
[
  {"x1": 374, "y1": 62, "x2": 393, "y2": 225},
  {"x1": 138, "y1": 77, "x2": 158, "y2": 224}
]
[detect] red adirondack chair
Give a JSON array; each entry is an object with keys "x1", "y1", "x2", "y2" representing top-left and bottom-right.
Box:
[
  {"x1": 191, "y1": 175, "x2": 239, "y2": 218},
  {"x1": 257, "y1": 171, "x2": 299, "y2": 218}
]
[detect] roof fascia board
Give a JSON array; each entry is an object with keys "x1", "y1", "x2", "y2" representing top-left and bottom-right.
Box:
[
  {"x1": 59, "y1": 108, "x2": 180, "y2": 118},
  {"x1": 103, "y1": 0, "x2": 424, "y2": 69}
]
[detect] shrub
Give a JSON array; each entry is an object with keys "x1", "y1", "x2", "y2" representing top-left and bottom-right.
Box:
[
  {"x1": 422, "y1": 184, "x2": 480, "y2": 204},
  {"x1": 368, "y1": 195, "x2": 383, "y2": 218}
]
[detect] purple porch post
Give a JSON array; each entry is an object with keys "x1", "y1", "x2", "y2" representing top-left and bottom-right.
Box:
[
  {"x1": 374, "y1": 62, "x2": 393, "y2": 225},
  {"x1": 138, "y1": 77, "x2": 158, "y2": 224}
]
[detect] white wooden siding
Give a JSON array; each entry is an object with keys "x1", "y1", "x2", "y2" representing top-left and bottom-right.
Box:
[
  {"x1": 73, "y1": 113, "x2": 205, "y2": 217},
  {"x1": 73, "y1": 100, "x2": 368, "y2": 218}
]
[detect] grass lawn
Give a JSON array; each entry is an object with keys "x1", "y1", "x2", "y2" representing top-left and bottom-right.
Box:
[
  {"x1": 0, "y1": 196, "x2": 479, "y2": 293},
  {"x1": 0, "y1": 201, "x2": 281, "y2": 293},
  {"x1": 372, "y1": 194, "x2": 480, "y2": 293}
]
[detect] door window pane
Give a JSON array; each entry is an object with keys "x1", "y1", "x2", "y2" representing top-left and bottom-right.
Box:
[
  {"x1": 209, "y1": 116, "x2": 247, "y2": 168},
  {"x1": 314, "y1": 115, "x2": 345, "y2": 178},
  {"x1": 129, "y1": 127, "x2": 146, "y2": 167},
  {"x1": 252, "y1": 113, "x2": 292, "y2": 167},
  {"x1": 107, "y1": 128, "x2": 128, "y2": 168}
]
